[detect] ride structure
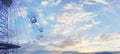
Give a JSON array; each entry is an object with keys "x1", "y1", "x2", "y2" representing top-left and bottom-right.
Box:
[
  {"x1": 0, "y1": 0, "x2": 44, "y2": 54},
  {"x1": 0, "y1": 0, "x2": 20, "y2": 54}
]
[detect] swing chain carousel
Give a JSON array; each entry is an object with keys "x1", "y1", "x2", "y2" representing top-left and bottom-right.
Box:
[
  {"x1": 0, "y1": 0, "x2": 20, "y2": 54},
  {"x1": 0, "y1": 0, "x2": 44, "y2": 54}
]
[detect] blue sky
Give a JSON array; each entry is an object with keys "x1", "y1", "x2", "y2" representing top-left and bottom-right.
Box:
[{"x1": 5, "y1": 0, "x2": 120, "y2": 53}]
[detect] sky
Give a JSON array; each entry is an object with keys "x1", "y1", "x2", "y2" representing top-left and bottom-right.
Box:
[{"x1": 2, "y1": 0, "x2": 120, "y2": 53}]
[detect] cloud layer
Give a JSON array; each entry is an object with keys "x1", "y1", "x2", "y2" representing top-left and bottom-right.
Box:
[{"x1": 5, "y1": 0, "x2": 120, "y2": 53}]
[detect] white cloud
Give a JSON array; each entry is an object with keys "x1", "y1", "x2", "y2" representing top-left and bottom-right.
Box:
[
  {"x1": 79, "y1": 19, "x2": 101, "y2": 31},
  {"x1": 18, "y1": 7, "x2": 28, "y2": 18},
  {"x1": 41, "y1": 1, "x2": 48, "y2": 6},
  {"x1": 81, "y1": 0, "x2": 109, "y2": 5},
  {"x1": 49, "y1": 2, "x2": 100, "y2": 36},
  {"x1": 47, "y1": 14, "x2": 55, "y2": 21},
  {"x1": 98, "y1": 32, "x2": 120, "y2": 41},
  {"x1": 19, "y1": 32, "x2": 120, "y2": 53},
  {"x1": 40, "y1": 18, "x2": 48, "y2": 26},
  {"x1": 63, "y1": 2, "x2": 83, "y2": 11},
  {"x1": 55, "y1": 0, "x2": 61, "y2": 6},
  {"x1": 94, "y1": 0, "x2": 109, "y2": 5},
  {"x1": 83, "y1": 1, "x2": 96, "y2": 5},
  {"x1": 49, "y1": 0, "x2": 61, "y2": 6},
  {"x1": 40, "y1": 0, "x2": 61, "y2": 7},
  {"x1": 79, "y1": 24, "x2": 93, "y2": 31},
  {"x1": 44, "y1": 32, "x2": 120, "y2": 53},
  {"x1": 52, "y1": 11, "x2": 99, "y2": 35},
  {"x1": 19, "y1": 40, "x2": 28, "y2": 44},
  {"x1": 101, "y1": 0, "x2": 120, "y2": 16}
]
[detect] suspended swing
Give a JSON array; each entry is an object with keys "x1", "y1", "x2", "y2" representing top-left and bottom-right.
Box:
[
  {"x1": 30, "y1": 16, "x2": 44, "y2": 41},
  {"x1": 39, "y1": 27, "x2": 44, "y2": 32},
  {"x1": 30, "y1": 16, "x2": 37, "y2": 23}
]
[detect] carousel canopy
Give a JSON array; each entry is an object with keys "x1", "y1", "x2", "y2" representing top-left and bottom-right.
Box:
[{"x1": 2, "y1": 0, "x2": 13, "y2": 7}]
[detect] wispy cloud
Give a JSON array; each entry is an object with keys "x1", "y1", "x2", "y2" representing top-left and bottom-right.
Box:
[
  {"x1": 81, "y1": 0, "x2": 109, "y2": 5},
  {"x1": 79, "y1": 19, "x2": 100, "y2": 31},
  {"x1": 51, "y1": 2, "x2": 100, "y2": 35},
  {"x1": 19, "y1": 32, "x2": 120, "y2": 53},
  {"x1": 40, "y1": 0, "x2": 61, "y2": 7}
]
